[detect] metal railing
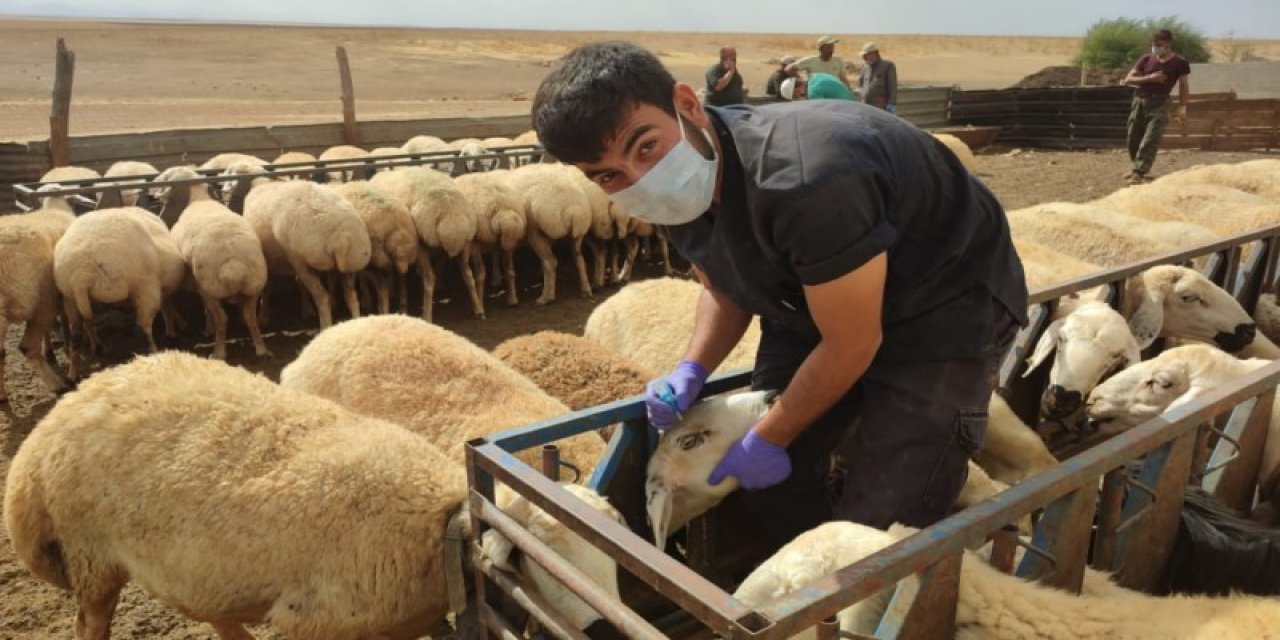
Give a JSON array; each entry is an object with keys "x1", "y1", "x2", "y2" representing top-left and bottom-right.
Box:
[{"x1": 463, "y1": 223, "x2": 1280, "y2": 639}]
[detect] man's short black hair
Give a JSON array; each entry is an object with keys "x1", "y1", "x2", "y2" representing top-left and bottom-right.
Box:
[
  {"x1": 1154, "y1": 29, "x2": 1174, "y2": 43},
  {"x1": 532, "y1": 41, "x2": 677, "y2": 164}
]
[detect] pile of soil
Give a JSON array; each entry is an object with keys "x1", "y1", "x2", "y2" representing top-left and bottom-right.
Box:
[{"x1": 1011, "y1": 65, "x2": 1127, "y2": 89}]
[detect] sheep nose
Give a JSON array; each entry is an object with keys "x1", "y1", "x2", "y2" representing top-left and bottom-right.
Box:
[
  {"x1": 1214, "y1": 323, "x2": 1256, "y2": 352},
  {"x1": 1042, "y1": 385, "x2": 1083, "y2": 420}
]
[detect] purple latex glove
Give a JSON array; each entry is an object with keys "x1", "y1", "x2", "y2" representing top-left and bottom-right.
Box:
[
  {"x1": 707, "y1": 430, "x2": 792, "y2": 491},
  {"x1": 645, "y1": 360, "x2": 709, "y2": 432}
]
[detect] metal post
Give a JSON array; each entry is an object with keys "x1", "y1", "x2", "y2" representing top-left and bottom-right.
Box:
[
  {"x1": 541, "y1": 444, "x2": 561, "y2": 482},
  {"x1": 50, "y1": 38, "x2": 75, "y2": 167},
  {"x1": 335, "y1": 46, "x2": 361, "y2": 146}
]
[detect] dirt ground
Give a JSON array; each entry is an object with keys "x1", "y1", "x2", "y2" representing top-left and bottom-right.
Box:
[{"x1": 3, "y1": 145, "x2": 1278, "y2": 638}]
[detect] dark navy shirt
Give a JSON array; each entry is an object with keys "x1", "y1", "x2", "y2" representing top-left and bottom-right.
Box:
[{"x1": 663, "y1": 101, "x2": 1027, "y2": 363}]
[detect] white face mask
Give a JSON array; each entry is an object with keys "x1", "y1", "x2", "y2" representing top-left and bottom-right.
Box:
[{"x1": 608, "y1": 109, "x2": 718, "y2": 226}]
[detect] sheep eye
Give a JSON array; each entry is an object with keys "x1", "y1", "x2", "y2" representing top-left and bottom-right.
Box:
[
  {"x1": 1179, "y1": 293, "x2": 1199, "y2": 304},
  {"x1": 677, "y1": 433, "x2": 705, "y2": 450}
]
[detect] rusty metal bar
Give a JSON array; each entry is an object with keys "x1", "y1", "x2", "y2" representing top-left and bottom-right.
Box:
[
  {"x1": 475, "y1": 556, "x2": 590, "y2": 640},
  {"x1": 1203, "y1": 389, "x2": 1273, "y2": 513},
  {"x1": 759, "y1": 359, "x2": 1280, "y2": 629},
  {"x1": 1113, "y1": 429, "x2": 1198, "y2": 592},
  {"x1": 470, "y1": 489, "x2": 669, "y2": 640},
  {"x1": 988, "y1": 527, "x2": 1019, "y2": 574},
  {"x1": 469, "y1": 445, "x2": 759, "y2": 637},
  {"x1": 467, "y1": 445, "x2": 496, "y2": 640},
  {"x1": 1015, "y1": 484, "x2": 1095, "y2": 592},
  {"x1": 815, "y1": 616, "x2": 839, "y2": 640},
  {"x1": 541, "y1": 444, "x2": 561, "y2": 482},
  {"x1": 1091, "y1": 468, "x2": 1128, "y2": 571}
]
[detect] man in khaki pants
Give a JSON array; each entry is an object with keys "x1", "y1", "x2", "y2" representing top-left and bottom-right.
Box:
[{"x1": 1122, "y1": 28, "x2": 1191, "y2": 183}]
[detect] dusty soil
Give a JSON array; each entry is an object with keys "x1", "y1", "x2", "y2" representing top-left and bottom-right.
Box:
[
  {"x1": 3, "y1": 146, "x2": 1278, "y2": 637},
  {"x1": 1009, "y1": 65, "x2": 1128, "y2": 89}
]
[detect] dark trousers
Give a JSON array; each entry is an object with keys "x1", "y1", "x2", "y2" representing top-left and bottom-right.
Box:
[
  {"x1": 732, "y1": 298, "x2": 1019, "y2": 550},
  {"x1": 1127, "y1": 95, "x2": 1170, "y2": 175}
]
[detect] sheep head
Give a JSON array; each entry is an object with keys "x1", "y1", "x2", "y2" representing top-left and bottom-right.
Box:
[
  {"x1": 645, "y1": 391, "x2": 770, "y2": 550},
  {"x1": 1085, "y1": 346, "x2": 1199, "y2": 435},
  {"x1": 479, "y1": 483, "x2": 625, "y2": 633},
  {"x1": 1128, "y1": 266, "x2": 1258, "y2": 353},
  {"x1": 34, "y1": 183, "x2": 73, "y2": 213},
  {"x1": 1026, "y1": 301, "x2": 1141, "y2": 420}
]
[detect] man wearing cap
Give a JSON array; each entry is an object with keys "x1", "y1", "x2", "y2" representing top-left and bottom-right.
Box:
[
  {"x1": 858, "y1": 42, "x2": 898, "y2": 113},
  {"x1": 705, "y1": 46, "x2": 746, "y2": 107},
  {"x1": 789, "y1": 36, "x2": 852, "y2": 89},
  {"x1": 766, "y1": 55, "x2": 797, "y2": 98},
  {"x1": 780, "y1": 73, "x2": 855, "y2": 102},
  {"x1": 531, "y1": 41, "x2": 1026, "y2": 547}
]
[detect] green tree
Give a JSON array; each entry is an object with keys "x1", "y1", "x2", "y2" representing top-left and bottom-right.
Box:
[{"x1": 1075, "y1": 16, "x2": 1211, "y2": 69}]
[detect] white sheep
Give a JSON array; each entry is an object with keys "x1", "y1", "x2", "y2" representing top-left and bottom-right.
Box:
[
  {"x1": 197, "y1": 152, "x2": 266, "y2": 174},
  {"x1": 1154, "y1": 159, "x2": 1280, "y2": 202},
  {"x1": 1092, "y1": 182, "x2": 1280, "y2": 235},
  {"x1": 367, "y1": 146, "x2": 406, "y2": 174},
  {"x1": 503, "y1": 163, "x2": 594, "y2": 304},
  {"x1": 52, "y1": 207, "x2": 185, "y2": 380},
  {"x1": 271, "y1": 151, "x2": 318, "y2": 181},
  {"x1": 1013, "y1": 237, "x2": 1102, "y2": 290},
  {"x1": 161, "y1": 166, "x2": 271, "y2": 360},
  {"x1": 620, "y1": 216, "x2": 676, "y2": 281},
  {"x1": 569, "y1": 169, "x2": 621, "y2": 289},
  {"x1": 980, "y1": 394, "x2": 1060, "y2": 485},
  {"x1": 100, "y1": 160, "x2": 158, "y2": 206},
  {"x1": 369, "y1": 166, "x2": 484, "y2": 321},
  {"x1": 279, "y1": 314, "x2": 605, "y2": 473},
  {"x1": 329, "y1": 181, "x2": 418, "y2": 315},
  {"x1": 1025, "y1": 300, "x2": 1143, "y2": 420},
  {"x1": 931, "y1": 133, "x2": 979, "y2": 174},
  {"x1": 1086, "y1": 344, "x2": 1280, "y2": 516},
  {"x1": 242, "y1": 180, "x2": 372, "y2": 329},
  {"x1": 40, "y1": 165, "x2": 101, "y2": 183},
  {"x1": 584, "y1": 277, "x2": 762, "y2": 373},
  {"x1": 1006, "y1": 202, "x2": 1207, "y2": 267},
  {"x1": 318, "y1": 144, "x2": 370, "y2": 183},
  {"x1": 0, "y1": 190, "x2": 75, "y2": 401},
  {"x1": 645, "y1": 390, "x2": 1024, "y2": 549},
  {"x1": 482, "y1": 136, "x2": 517, "y2": 169},
  {"x1": 454, "y1": 170, "x2": 526, "y2": 307},
  {"x1": 3, "y1": 350, "x2": 621, "y2": 640},
  {"x1": 511, "y1": 129, "x2": 543, "y2": 167},
  {"x1": 735, "y1": 520, "x2": 1280, "y2": 639}
]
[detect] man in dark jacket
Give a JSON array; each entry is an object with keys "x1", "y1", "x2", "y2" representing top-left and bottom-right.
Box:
[
  {"x1": 532, "y1": 41, "x2": 1027, "y2": 546},
  {"x1": 704, "y1": 47, "x2": 745, "y2": 106}
]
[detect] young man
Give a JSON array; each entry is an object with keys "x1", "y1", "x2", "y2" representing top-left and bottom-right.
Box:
[
  {"x1": 857, "y1": 42, "x2": 898, "y2": 113},
  {"x1": 765, "y1": 55, "x2": 798, "y2": 98},
  {"x1": 1122, "y1": 29, "x2": 1191, "y2": 183},
  {"x1": 532, "y1": 41, "x2": 1027, "y2": 545},
  {"x1": 704, "y1": 46, "x2": 745, "y2": 107},
  {"x1": 780, "y1": 72, "x2": 856, "y2": 101}
]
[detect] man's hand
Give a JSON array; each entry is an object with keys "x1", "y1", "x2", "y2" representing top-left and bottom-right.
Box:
[
  {"x1": 707, "y1": 430, "x2": 792, "y2": 490},
  {"x1": 645, "y1": 360, "x2": 710, "y2": 431}
]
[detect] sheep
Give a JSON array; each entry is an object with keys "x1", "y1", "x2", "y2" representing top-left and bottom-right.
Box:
[
  {"x1": 1025, "y1": 300, "x2": 1143, "y2": 420},
  {"x1": 52, "y1": 207, "x2": 185, "y2": 380},
  {"x1": 454, "y1": 170, "x2": 526, "y2": 307},
  {"x1": 100, "y1": 160, "x2": 158, "y2": 206},
  {"x1": 511, "y1": 129, "x2": 542, "y2": 167},
  {"x1": 569, "y1": 170, "x2": 621, "y2": 289},
  {"x1": 502, "y1": 163, "x2": 595, "y2": 304},
  {"x1": 584, "y1": 277, "x2": 762, "y2": 373},
  {"x1": 1012, "y1": 238, "x2": 1102, "y2": 290},
  {"x1": 482, "y1": 136, "x2": 517, "y2": 169},
  {"x1": 1003, "y1": 202, "x2": 1182, "y2": 267},
  {"x1": 318, "y1": 144, "x2": 369, "y2": 183},
  {"x1": 493, "y1": 331, "x2": 655, "y2": 441},
  {"x1": 1086, "y1": 343, "x2": 1279, "y2": 501},
  {"x1": 279, "y1": 314, "x2": 605, "y2": 474},
  {"x1": 40, "y1": 165, "x2": 101, "y2": 184},
  {"x1": 369, "y1": 166, "x2": 484, "y2": 321},
  {"x1": 329, "y1": 181, "x2": 418, "y2": 315},
  {"x1": 734, "y1": 520, "x2": 1280, "y2": 640},
  {"x1": 366, "y1": 146, "x2": 405, "y2": 174},
  {"x1": 162, "y1": 166, "x2": 270, "y2": 359},
  {"x1": 620, "y1": 216, "x2": 675, "y2": 281},
  {"x1": 0, "y1": 190, "x2": 76, "y2": 401},
  {"x1": 242, "y1": 180, "x2": 372, "y2": 329},
  {"x1": 980, "y1": 394, "x2": 1060, "y2": 485},
  {"x1": 271, "y1": 151, "x2": 317, "y2": 181},
  {"x1": 1092, "y1": 182, "x2": 1280, "y2": 235},
  {"x1": 1154, "y1": 159, "x2": 1280, "y2": 202},
  {"x1": 198, "y1": 152, "x2": 266, "y2": 174},
  {"x1": 931, "y1": 132, "x2": 979, "y2": 174},
  {"x1": 3, "y1": 350, "x2": 622, "y2": 640},
  {"x1": 645, "y1": 390, "x2": 1026, "y2": 549},
  {"x1": 456, "y1": 140, "x2": 496, "y2": 174}
]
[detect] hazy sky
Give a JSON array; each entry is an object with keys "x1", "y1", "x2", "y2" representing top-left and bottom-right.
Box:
[{"x1": 3, "y1": 0, "x2": 1279, "y2": 38}]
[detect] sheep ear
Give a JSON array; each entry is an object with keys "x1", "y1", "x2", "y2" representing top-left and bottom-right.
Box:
[
  {"x1": 1024, "y1": 318, "x2": 1064, "y2": 377},
  {"x1": 159, "y1": 183, "x2": 190, "y2": 228},
  {"x1": 1128, "y1": 278, "x2": 1166, "y2": 350},
  {"x1": 480, "y1": 529, "x2": 518, "y2": 572},
  {"x1": 646, "y1": 483, "x2": 674, "y2": 551}
]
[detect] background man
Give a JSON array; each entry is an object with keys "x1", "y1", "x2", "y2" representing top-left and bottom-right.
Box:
[
  {"x1": 857, "y1": 42, "x2": 898, "y2": 113},
  {"x1": 1122, "y1": 29, "x2": 1191, "y2": 183},
  {"x1": 705, "y1": 46, "x2": 745, "y2": 106},
  {"x1": 788, "y1": 36, "x2": 853, "y2": 89},
  {"x1": 766, "y1": 54, "x2": 798, "y2": 98}
]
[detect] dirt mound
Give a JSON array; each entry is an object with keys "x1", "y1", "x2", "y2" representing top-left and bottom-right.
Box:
[{"x1": 1011, "y1": 65, "x2": 1126, "y2": 89}]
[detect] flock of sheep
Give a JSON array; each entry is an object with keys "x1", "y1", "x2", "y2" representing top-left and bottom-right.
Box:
[{"x1": 3, "y1": 129, "x2": 1280, "y2": 638}]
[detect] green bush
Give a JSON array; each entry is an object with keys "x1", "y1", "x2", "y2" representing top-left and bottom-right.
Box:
[{"x1": 1075, "y1": 16, "x2": 1211, "y2": 69}]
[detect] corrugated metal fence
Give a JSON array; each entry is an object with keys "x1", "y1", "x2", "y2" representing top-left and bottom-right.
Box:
[{"x1": 746, "y1": 85, "x2": 953, "y2": 129}]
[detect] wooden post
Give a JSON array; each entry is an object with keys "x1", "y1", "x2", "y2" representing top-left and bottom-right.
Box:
[
  {"x1": 50, "y1": 37, "x2": 76, "y2": 167},
  {"x1": 336, "y1": 46, "x2": 361, "y2": 145}
]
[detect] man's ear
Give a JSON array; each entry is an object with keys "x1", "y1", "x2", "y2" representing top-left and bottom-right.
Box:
[{"x1": 674, "y1": 83, "x2": 711, "y2": 128}]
